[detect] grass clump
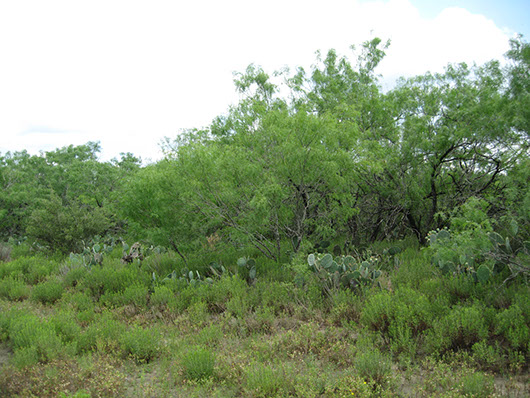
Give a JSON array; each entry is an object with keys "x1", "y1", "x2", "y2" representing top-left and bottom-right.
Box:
[
  {"x1": 182, "y1": 346, "x2": 216, "y2": 381},
  {"x1": 354, "y1": 348, "x2": 393, "y2": 388},
  {"x1": 119, "y1": 325, "x2": 160, "y2": 363},
  {"x1": 244, "y1": 362, "x2": 290, "y2": 397}
]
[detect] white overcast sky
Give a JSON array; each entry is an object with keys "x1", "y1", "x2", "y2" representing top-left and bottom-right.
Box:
[{"x1": 0, "y1": 0, "x2": 528, "y2": 162}]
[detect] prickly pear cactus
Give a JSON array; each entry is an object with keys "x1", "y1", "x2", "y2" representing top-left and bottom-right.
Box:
[{"x1": 307, "y1": 252, "x2": 383, "y2": 295}]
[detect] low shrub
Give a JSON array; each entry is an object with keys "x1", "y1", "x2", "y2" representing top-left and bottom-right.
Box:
[
  {"x1": 51, "y1": 310, "x2": 82, "y2": 344},
  {"x1": 0, "y1": 256, "x2": 57, "y2": 283},
  {"x1": 77, "y1": 312, "x2": 126, "y2": 354},
  {"x1": 31, "y1": 278, "x2": 64, "y2": 304},
  {"x1": 361, "y1": 287, "x2": 434, "y2": 357},
  {"x1": 0, "y1": 276, "x2": 30, "y2": 301},
  {"x1": 7, "y1": 312, "x2": 70, "y2": 367},
  {"x1": 150, "y1": 285, "x2": 175, "y2": 308},
  {"x1": 0, "y1": 242, "x2": 11, "y2": 262},
  {"x1": 182, "y1": 346, "x2": 216, "y2": 381},
  {"x1": 459, "y1": 371, "x2": 495, "y2": 397},
  {"x1": 120, "y1": 283, "x2": 148, "y2": 308},
  {"x1": 244, "y1": 362, "x2": 289, "y2": 397},
  {"x1": 354, "y1": 348, "x2": 392, "y2": 387},
  {"x1": 495, "y1": 304, "x2": 530, "y2": 351},
  {"x1": 425, "y1": 303, "x2": 489, "y2": 355},
  {"x1": 120, "y1": 325, "x2": 160, "y2": 363},
  {"x1": 62, "y1": 265, "x2": 89, "y2": 288},
  {"x1": 80, "y1": 261, "x2": 150, "y2": 300}
]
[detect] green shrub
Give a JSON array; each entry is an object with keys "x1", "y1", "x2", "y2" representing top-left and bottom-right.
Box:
[
  {"x1": 354, "y1": 348, "x2": 392, "y2": 386},
  {"x1": 120, "y1": 283, "x2": 148, "y2": 307},
  {"x1": 186, "y1": 300, "x2": 209, "y2": 327},
  {"x1": 0, "y1": 256, "x2": 57, "y2": 282},
  {"x1": 495, "y1": 304, "x2": 530, "y2": 351},
  {"x1": 425, "y1": 303, "x2": 489, "y2": 354},
  {"x1": 26, "y1": 193, "x2": 111, "y2": 253},
  {"x1": 58, "y1": 390, "x2": 91, "y2": 398},
  {"x1": 472, "y1": 341, "x2": 504, "y2": 370},
  {"x1": 62, "y1": 265, "x2": 89, "y2": 288},
  {"x1": 8, "y1": 312, "x2": 66, "y2": 366},
  {"x1": 182, "y1": 346, "x2": 216, "y2": 381},
  {"x1": 0, "y1": 242, "x2": 11, "y2": 262},
  {"x1": 0, "y1": 276, "x2": 30, "y2": 301},
  {"x1": 120, "y1": 325, "x2": 160, "y2": 363},
  {"x1": 459, "y1": 371, "x2": 495, "y2": 397},
  {"x1": 26, "y1": 262, "x2": 57, "y2": 285},
  {"x1": 331, "y1": 371, "x2": 374, "y2": 397},
  {"x1": 50, "y1": 310, "x2": 82, "y2": 344},
  {"x1": 60, "y1": 290, "x2": 94, "y2": 312},
  {"x1": 391, "y1": 249, "x2": 435, "y2": 289},
  {"x1": 244, "y1": 362, "x2": 288, "y2": 397},
  {"x1": 31, "y1": 278, "x2": 64, "y2": 304},
  {"x1": 80, "y1": 261, "x2": 150, "y2": 299},
  {"x1": 255, "y1": 280, "x2": 293, "y2": 315},
  {"x1": 11, "y1": 345, "x2": 40, "y2": 368},
  {"x1": 150, "y1": 285, "x2": 176, "y2": 308},
  {"x1": 361, "y1": 287, "x2": 434, "y2": 357},
  {"x1": 142, "y1": 252, "x2": 183, "y2": 278},
  {"x1": 360, "y1": 291, "x2": 393, "y2": 334},
  {"x1": 77, "y1": 311, "x2": 126, "y2": 353}
]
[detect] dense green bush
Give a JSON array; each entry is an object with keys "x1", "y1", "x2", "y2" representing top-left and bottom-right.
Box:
[
  {"x1": 51, "y1": 310, "x2": 82, "y2": 344},
  {"x1": 31, "y1": 278, "x2": 64, "y2": 304},
  {"x1": 26, "y1": 193, "x2": 111, "y2": 253},
  {"x1": 354, "y1": 348, "x2": 392, "y2": 387},
  {"x1": 77, "y1": 311, "x2": 126, "y2": 354},
  {"x1": 0, "y1": 276, "x2": 30, "y2": 301},
  {"x1": 149, "y1": 285, "x2": 175, "y2": 308},
  {"x1": 361, "y1": 287, "x2": 435, "y2": 357},
  {"x1": 6, "y1": 312, "x2": 71, "y2": 367},
  {"x1": 119, "y1": 325, "x2": 160, "y2": 363},
  {"x1": 182, "y1": 346, "x2": 216, "y2": 381},
  {"x1": 0, "y1": 255, "x2": 57, "y2": 283},
  {"x1": 80, "y1": 260, "x2": 150, "y2": 299},
  {"x1": 425, "y1": 303, "x2": 489, "y2": 355},
  {"x1": 495, "y1": 304, "x2": 530, "y2": 351}
]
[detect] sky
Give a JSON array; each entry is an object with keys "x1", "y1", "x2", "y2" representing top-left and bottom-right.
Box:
[{"x1": 0, "y1": 0, "x2": 527, "y2": 162}]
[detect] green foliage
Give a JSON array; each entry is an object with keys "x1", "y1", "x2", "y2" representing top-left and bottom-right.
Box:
[
  {"x1": 428, "y1": 198, "x2": 530, "y2": 284},
  {"x1": 0, "y1": 36, "x2": 529, "y2": 397},
  {"x1": 50, "y1": 310, "x2": 82, "y2": 345},
  {"x1": 244, "y1": 362, "x2": 289, "y2": 397},
  {"x1": 307, "y1": 252, "x2": 383, "y2": 295},
  {"x1": 361, "y1": 287, "x2": 434, "y2": 357},
  {"x1": 428, "y1": 198, "x2": 495, "y2": 279},
  {"x1": 495, "y1": 304, "x2": 530, "y2": 351},
  {"x1": 0, "y1": 242, "x2": 11, "y2": 262},
  {"x1": 237, "y1": 257, "x2": 257, "y2": 284},
  {"x1": 80, "y1": 260, "x2": 150, "y2": 300},
  {"x1": 101, "y1": 283, "x2": 148, "y2": 308},
  {"x1": 5, "y1": 311, "x2": 67, "y2": 366},
  {"x1": 77, "y1": 311, "x2": 125, "y2": 353},
  {"x1": 0, "y1": 276, "x2": 30, "y2": 301},
  {"x1": 68, "y1": 237, "x2": 115, "y2": 269},
  {"x1": 354, "y1": 348, "x2": 392, "y2": 387},
  {"x1": 26, "y1": 193, "x2": 111, "y2": 253},
  {"x1": 0, "y1": 255, "x2": 57, "y2": 284},
  {"x1": 120, "y1": 325, "x2": 160, "y2": 363},
  {"x1": 425, "y1": 303, "x2": 489, "y2": 355},
  {"x1": 459, "y1": 371, "x2": 495, "y2": 398},
  {"x1": 182, "y1": 346, "x2": 216, "y2": 381},
  {"x1": 31, "y1": 278, "x2": 64, "y2": 304},
  {"x1": 150, "y1": 285, "x2": 176, "y2": 308}
]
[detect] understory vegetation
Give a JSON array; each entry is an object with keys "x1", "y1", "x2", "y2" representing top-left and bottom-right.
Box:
[{"x1": 0, "y1": 36, "x2": 529, "y2": 397}]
